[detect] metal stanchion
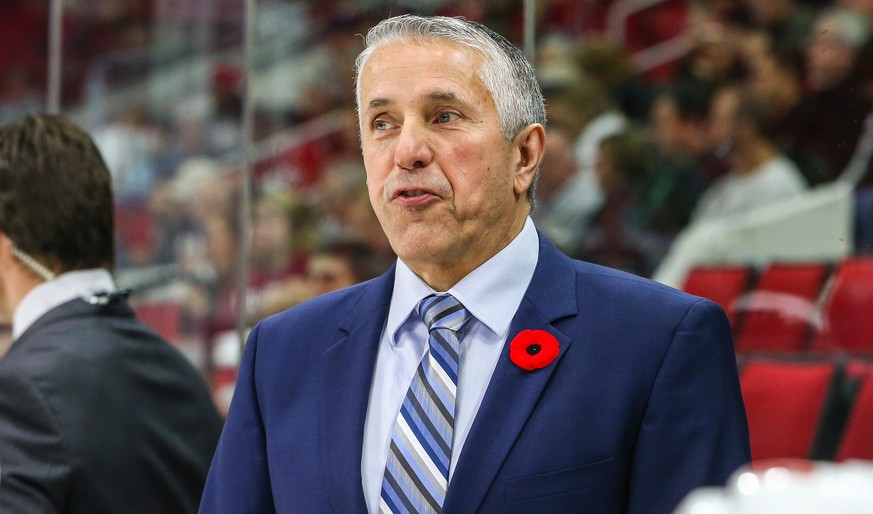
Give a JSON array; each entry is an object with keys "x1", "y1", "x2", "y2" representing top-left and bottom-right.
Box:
[
  {"x1": 523, "y1": 0, "x2": 537, "y2": 63},
  {"x1": 237, "y1": 0, "x2": 257, "y2": 354},
  {"x1": 47, "y1": 0, "x2": 64, "y2": 113}
]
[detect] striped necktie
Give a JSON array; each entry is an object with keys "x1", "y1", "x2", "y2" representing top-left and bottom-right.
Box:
[{"x1": 380, "y1": 294, "x2": 472, "y2": 514}]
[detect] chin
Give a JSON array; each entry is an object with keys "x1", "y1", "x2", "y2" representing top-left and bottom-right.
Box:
[{"x1": 393, "y1": 240, "x2": 444, "y2": 265}]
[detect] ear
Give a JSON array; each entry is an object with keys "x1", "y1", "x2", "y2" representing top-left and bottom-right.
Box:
[
  {"x1": 512, "y1": 123, "x2": 546, "y2": 198},
  {"x1": 0, "y1": 232, "x2": 11, "y2": 262},
  {"x1": 0, "y1": 233, "x2": 11, "y2": 322}
]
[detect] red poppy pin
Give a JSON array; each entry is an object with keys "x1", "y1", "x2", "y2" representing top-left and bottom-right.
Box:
[{"x1": 509, "y1": 330, "x2": 560, "y2": 371}]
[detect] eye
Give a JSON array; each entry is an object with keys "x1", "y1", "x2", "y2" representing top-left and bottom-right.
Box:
[
  {"x1": 373, "y1": 119, "x2": 392, "y2": 131},
  {"x1": 435, "y1": 112, "x2": 460, "y2": 124}
]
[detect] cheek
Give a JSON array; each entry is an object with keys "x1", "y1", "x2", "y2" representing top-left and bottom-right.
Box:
[
  {"x1": 445, "y1": 140, "x2": 508, "y2": 189},
  {"x1": 363, "y1": 160, "x2": 387, "y2": 201}
]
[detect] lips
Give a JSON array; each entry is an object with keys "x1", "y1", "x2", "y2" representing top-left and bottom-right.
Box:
[
  {"x1": 391, "y1": 187, "x2": 436, "y2": 199},
  {"x1": 391, "y1": 187, "x2": 439, "y2": 206}
]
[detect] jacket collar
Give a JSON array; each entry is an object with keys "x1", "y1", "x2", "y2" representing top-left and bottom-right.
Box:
[{"x1": 318, "y1": 232, "x2": 578, "y2": 513}]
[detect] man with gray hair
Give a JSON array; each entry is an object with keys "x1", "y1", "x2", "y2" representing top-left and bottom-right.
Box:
[
  {"x1": 201, "y1": 14, "x2": 749, "y2": 514},
  {"x1": 786, "y1": 6, "x2": 873, "y2": 181}
]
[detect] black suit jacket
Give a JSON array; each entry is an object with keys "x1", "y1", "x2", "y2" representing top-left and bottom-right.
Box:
[{"x1": 0, "y1": 296, "x2": 223, "y2": 513}]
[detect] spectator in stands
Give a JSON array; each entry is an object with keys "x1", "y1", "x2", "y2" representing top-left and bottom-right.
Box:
[
  {"x1": 305, "y1": 239, "x2": 385, "y2": 297},
  {"x1": 744, "y1": 40, "x2": 828, "y2": 184},
  {"x1": 841, "y1": 0, "x2": 873, "y2": 20},
  {"x1": 342, "y1": 184, "x2": 396, "y2": 273},
  {"x1": 805, "y1": 7, "x2": 870, "y2": 93},
  {"x1": 314, "y1": 158, "x2": 371, "y2": 242},
  {"x1": 843, "y1": 13, "x2": 873, "y2": 187},
  {"x1": 691, "y1": 85, "x2": 807, "y2": 223},
  {"x1": 649, "y1": 81, "x2": 725, "y2": 183},
  {"x1": 674, "y1": 18, "x2": 747, "y2": 93},
  {"x1": 312, "y1": 158, "x2": 395, "y2": 274},
  {"x1": 0, "y1": 114, "x2": 222, "y2": 513},
  {"x1": 0, "y1": 65, "x2": 42, "y2": 123},
  {"x1": 531, "y1": 124, "x2": 580, "y2": 253},
  {"x1": 92, "y1": 107, "x2": 164, "y2": 206},
  {"x1": 250, "y1": 190, "x2": 314, "y2": 287},
  {"x1": 537, "y1": 78, "x2": 626, "y2": 255},
  {"x1": 739, "y1": 0, "x2": 816, "y2": 53},
  {"x1": 577, "y1": 127, "x2": 657, "y2": 276},
  {"x1": 786, "y1": 7, "x2": 872, "y2": 182},
  {"x1": 205, "y1": 63, "x2": 244, "y2": 157},
  {"x1": 248, "y1": 190, "x2": 317, "y2": 319},
  {"x1": 200, "y1": 214, "x2": 242, "y2": 338},
  {"x1": 573, "y1": 37, "x2": 654, "y2": 122}
]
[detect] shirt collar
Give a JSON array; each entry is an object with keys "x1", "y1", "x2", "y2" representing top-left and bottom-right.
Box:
[
  {"x1": 386, "y1": 217, "x2": 539, "y2": 344},
  {"x1": 13, "y1": 268, "x2": 116, "y2": 340}
]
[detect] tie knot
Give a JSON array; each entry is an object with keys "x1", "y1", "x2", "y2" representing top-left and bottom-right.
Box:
[{"x1": 417, "y1": 294, "x2": 472, "y2": 333}]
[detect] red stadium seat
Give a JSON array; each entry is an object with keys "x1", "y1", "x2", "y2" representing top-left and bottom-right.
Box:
[
  {"x1": 682, "y1": 265, "x2": 752, "y2": 328},
  {"x1": 740, "y1": 358, "x2": 843, "y2": 461},
  {"x1": 836, "y1": 361, "x2": 873, "y2": 461},
  {"x1": 810, "y1": 258, "x2": 873, "y2": 354},
  {"x1": 734, "y1": 263, "x2": 829, "y2": 355},
  {"x1": 133, "y1": 302, "x2": 183, "y2": 346},
  {"x1": 114, "y1": 203, "x2": 154, "y2": 261}
]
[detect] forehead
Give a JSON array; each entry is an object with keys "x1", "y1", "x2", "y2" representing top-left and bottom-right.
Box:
[{"x1": 359, "y1": 40, "x2": 488, "y2": 106}]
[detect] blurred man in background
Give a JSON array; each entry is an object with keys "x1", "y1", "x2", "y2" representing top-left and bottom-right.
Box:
[{"x1": 0, "y1": 114, "x2": 223, "y2": 513}]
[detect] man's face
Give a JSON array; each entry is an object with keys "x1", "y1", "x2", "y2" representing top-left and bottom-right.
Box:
[
  {"x1": 651, "y1": 96, "x2": 683, "y2": 156},
  {"x1": 358, "y1": 40, "x2": 532, "y2": 288},
  {"x1": 806, "y1": 17, "x2": 858, "y2": 91},
  {"x1": 749, "y1": 55, "x2": 781, "y2": 104},
  {"x1": 709, "y1": 88, "x2": 739, "y2": 157}
]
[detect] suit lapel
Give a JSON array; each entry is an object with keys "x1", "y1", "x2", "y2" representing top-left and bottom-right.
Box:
[
  {"x1": 443, "y1": 235, "x2": 578, "y2": 514},
  {"x1": 320, "y1": 269, "x2": 395, "y2": 513}
]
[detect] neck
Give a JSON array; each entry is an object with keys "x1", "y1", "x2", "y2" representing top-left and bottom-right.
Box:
[
  {"x1": 2, "y1": 268, "x2": 45, "y2": 318},
  {"x1": 732, "y1": 139, "x2": 775, "y2": 175}
]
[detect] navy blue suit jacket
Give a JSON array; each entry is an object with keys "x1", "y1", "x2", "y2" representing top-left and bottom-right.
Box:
[{"x1": 200, "y1": 234, "x2": 750, "y2": 513}]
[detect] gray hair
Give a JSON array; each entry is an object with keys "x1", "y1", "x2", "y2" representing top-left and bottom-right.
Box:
[
  {"x1": 354, "y1": 15, "x2": 547, "y2": 204},
  {"x1": 817, "y1": 7, "x2": 871, "y2": 48}
]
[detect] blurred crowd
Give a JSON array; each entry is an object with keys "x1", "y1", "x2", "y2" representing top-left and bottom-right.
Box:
[
  {"x1": 533, "y1": 0, "x2": 873, "y2": 278},
  {"x1": 3, "y1": 0, "x2": 873, "y2": 406}
]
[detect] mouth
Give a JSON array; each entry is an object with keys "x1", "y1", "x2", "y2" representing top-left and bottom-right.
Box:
[
  {"x1": 398, "y1": 189, "x2": 428, "y2": 198},
  {"x1": 392, "y1": 187, "x2": 435, "y2": 199},
  {"x1": 391, "y1": 187, "x2": 439, "y2": 206}
]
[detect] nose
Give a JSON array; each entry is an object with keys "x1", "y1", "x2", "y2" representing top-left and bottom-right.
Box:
[{"x1": 393, "y1": 121, "x2": 433, "y2": 171}]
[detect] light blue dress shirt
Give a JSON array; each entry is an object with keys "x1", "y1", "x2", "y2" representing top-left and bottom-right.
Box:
[
  {"x1": 361, "y1": 218, "x2": 539, "y2": 513},
  {"x1": 12, "y1": 269, "x2": 115, "y2": 341}
]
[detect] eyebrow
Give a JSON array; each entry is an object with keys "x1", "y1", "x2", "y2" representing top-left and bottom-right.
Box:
[
  {"x1": 368, "y1": 98, "x2": 390, "y2": 110},
  {"x1": 366, "y1": 91, "x2": 459, "y2": 111},
  {"x1": 429, "y1": 91, "x2": 456, "y2": 102}
]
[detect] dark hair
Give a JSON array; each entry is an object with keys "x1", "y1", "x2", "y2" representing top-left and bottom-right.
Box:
[
  {"x1": 0, "y1": 114, "x2": 115, "y2": 273},
  {"x1": 313, "y1": 238, "x2": 383, "y2": 284},
  {"x1": 732, "y1": 86, "x2": 777, "y2": 141},
  {"x1": 599, "y1": 126, "x2": 650, "y2": 185},
  {"x1": 663, "y1": 80, "x2": 714, "y2": 122}
]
